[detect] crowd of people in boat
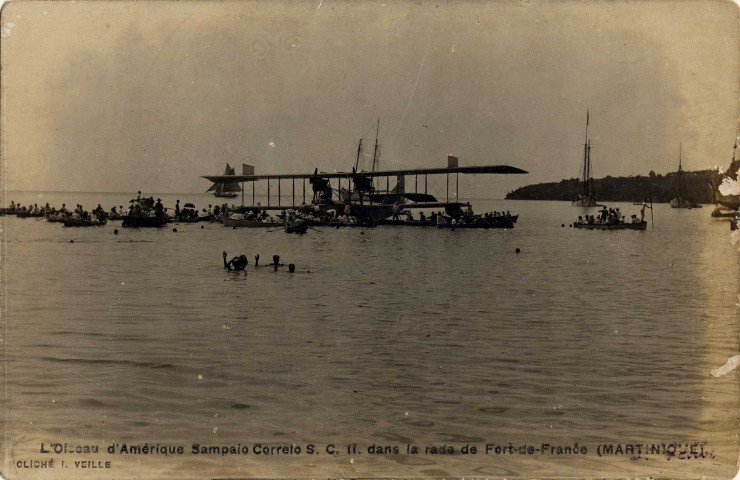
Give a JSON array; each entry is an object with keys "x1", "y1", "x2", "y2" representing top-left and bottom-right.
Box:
[
  {"x1": 4, "y1": 196, "x2": 520, "y2": 230},
  {"x1": 575, "y1": 203, "x2": 650, "y2": 226}
]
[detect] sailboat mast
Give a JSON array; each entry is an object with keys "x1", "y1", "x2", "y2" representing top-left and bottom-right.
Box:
[
  {"x1": 355, "y1": 139, "x2": 363, "y2": 171},
  {"x1": 582, "y1": 110, "x2": 590, "y2": 196},
  {"x1": 372, "y1": 118, "x2": 380, "y2": 172},
  {"x1": 678, "y1": 142, "x2": 683, "y2": 199},
  {"x1": 587, "y1": 140, "x2": 592, "y2": 197}
]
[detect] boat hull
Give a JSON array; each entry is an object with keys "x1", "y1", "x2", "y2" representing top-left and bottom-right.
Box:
[
  {"x1": 63, "y1": 218, "x2": 107, "y2": 227},
  {"x1": 574, "y1": 221, "x2": 647, "y2": 230},
  {"x1": 222, "y1": 217, "x2": 283, "y2": 228},
  {"x1": 711, "y1": 208, "x2": 738, "y2": 218},
  {"x1": 122, "y1": 215, "x2": 169, "y2": 228},
  {"x1": 285, "y1": 219, "x2": 308, "y2": 234},
  {"x1": 670, "y1": 197, "x2": 701, "y2": 209},
  {"x1": 572, "y1": 197, "x2": 598, "y2": 207}
]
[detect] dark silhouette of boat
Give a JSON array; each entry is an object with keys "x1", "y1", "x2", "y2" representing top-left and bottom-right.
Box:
[
  {"x1": 574, "y1": 221, "x2": 647, "y2": 230},
  {"x1": 222, "y1": 217, "x2": 283, "y2": 228},
  {"x1": 284, "y1": 217, "x2": 308, "y2": 234},
  {"x1": 572, "y1": 111, "x2": 597, "y2": 207},
  {"x1": 670, "y1": 143, "x2": 701, "y2": 208},
  {"x1": 16, "y1": 211, "x2": 45, "y2": 218},
  {"x1": 63, "y1": 217, "x2": 107, "y2": 227},
  {"x1": 122, "y1": 215, "x2": 169, "y2": 228}
]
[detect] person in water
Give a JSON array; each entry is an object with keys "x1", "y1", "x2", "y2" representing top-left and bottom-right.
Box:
[
  {"x1": 271, "y1": 255, "x2": 281, "y2": 271},
  {"x1": 223, "y1": 251, "x2": 248, "y2": 271},
  {"x1": 640, "y1": 200, "x2": 651, "y2": 222}
]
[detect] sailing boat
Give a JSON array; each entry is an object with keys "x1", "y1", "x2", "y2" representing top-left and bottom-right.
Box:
[
  {"x1": 208, "y1": 163, "x2": 242, "y2": 198},
  {"x1": 669, "y1": 143, "x2": 699, "y2": 208},
  {"x1": 572, "y1": 111, "x2": 597, "y2": 207}
]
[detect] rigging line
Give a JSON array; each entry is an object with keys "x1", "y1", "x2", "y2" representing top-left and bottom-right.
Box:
[{"x1": 391, "y1": 49, "x2": 428, "y2": 151}]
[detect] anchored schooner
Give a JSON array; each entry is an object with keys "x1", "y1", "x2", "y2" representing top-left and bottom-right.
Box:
[
  {"x1": 572, "y1": 111, "x2": 597, "y2": 207},
  {"x1": 669, "y1": 143, "x2": 699, "y2": 209}
]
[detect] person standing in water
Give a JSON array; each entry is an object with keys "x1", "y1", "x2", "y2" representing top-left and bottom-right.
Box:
[{"x1": 640, "y1": 199, "x2": 652, "y2": 222}]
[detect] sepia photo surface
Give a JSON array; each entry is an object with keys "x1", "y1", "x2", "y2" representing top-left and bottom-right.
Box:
[{"x1": 1, "y1": 0, "x2": 739, "y2": 478}]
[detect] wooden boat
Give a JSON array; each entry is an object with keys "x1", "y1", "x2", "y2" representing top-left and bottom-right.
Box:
[
  {"x1": 574, "y1": 221, "x2": 647, "y2": 230},
  {"x1": 285, "y1": 218, "x2": 308, "y2": 234},
  {"x1": 46, "y1": 213, "x2": 67, "y2": 223},
  {"x1": 437, "y1": 217, "x2": 515, "y2": 229},
  {"x1": 572, "y1": 111, "x2": 598, "y2": 207},
  {"x1": 711, "y1": 208, "x2": 738, "y2": 218},
  {"x1": 122, "y1": 215, "x2": 169, "y2": 228},
  {"x1": 16, "y1": 211, "x2": 45, "y2": 218},
  {"x1": 0, "y1": 208, "x2": 18, "y2": 215},
  {"x1": 222, "y1": 216, "x2": 283, "y2": 228},
  {"x1": 379, "y1": 219, "x2": 436, "y2": 226},
  {"x1": 670, "y1": 143, "x2": 701, "y2": 208},
  {"x1": 63, "y1": 217, "x2": 107, "y2": 227},
  {"x1": 173, "y1": 216, "x2": 200, "y2": 223}
]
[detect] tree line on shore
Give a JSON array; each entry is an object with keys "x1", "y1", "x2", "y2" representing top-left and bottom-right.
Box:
[{"x1": 505, "y1": 169, "x2": 725, "y2": 204}]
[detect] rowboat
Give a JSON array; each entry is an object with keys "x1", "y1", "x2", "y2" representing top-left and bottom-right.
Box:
[
  {"x1": 63, "y1": 217, "x2": 107, "y2": 227},
  {"x1": 122, "y1": 215, "x2": 169, "y2": 228},
  {"x1": 285, "y1": 218, "x2": 308, "y2": 234},
  {"x1": 46, "y1": 213, "x2": 67, "y2": 223},
  {"x1": 222, "y1": 217, "x2": 283, "y2": 228},
  {"x1": 379, "y1": 219, "x2": 436, "y2": 226},
  {"x1": 710, "y1": 208, "x2": 738, "y2": 218},
  {"x1": 437, "y1": 216, "x2": 515, "y2": 229},
  {"x1": 574, "y1": 221, "x2": 647, "y2": 230},
  {"x1": 16, "y1": 211, "x2": 45, "y2": 218}
]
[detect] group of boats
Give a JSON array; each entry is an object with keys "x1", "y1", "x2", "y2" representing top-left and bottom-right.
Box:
[
  {"x1": 571, "y1": 112, "x2": 739, "y2": 229},
  {"x1": 1, "y1": 197, "x2": 521, "y2": 234},
  {"x1": 4, "y1": 117, "x2": 739, "y2": 234},
  {"x1": 220, "y1": 203, "x2": 520, "y2": 233}
]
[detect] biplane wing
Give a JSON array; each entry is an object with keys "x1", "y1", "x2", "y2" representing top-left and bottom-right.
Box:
[{"x1": 201, "y1": 164, "x2": 527, "y2": 183}]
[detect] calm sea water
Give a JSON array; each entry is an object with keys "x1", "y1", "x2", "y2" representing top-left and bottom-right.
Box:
[{"x1": 2, "y1": 192, "x2": 738, "y2": 478}]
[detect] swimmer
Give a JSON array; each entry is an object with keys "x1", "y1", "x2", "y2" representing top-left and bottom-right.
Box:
[
  {"x1": 271, "y1": 254, "x2": 282, "y2": 272},
  {"x1": 223, "y1": 251, "x2": 248, "y2": 271}
]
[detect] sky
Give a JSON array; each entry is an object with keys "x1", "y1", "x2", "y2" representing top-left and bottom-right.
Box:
[{"x1": 1, "y1": 0, "x2": 738, "y2": 198}]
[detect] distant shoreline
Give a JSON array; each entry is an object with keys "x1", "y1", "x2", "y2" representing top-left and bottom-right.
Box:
[{"x1": 505, "y1": 169, "x2": 725, "y2": 204}]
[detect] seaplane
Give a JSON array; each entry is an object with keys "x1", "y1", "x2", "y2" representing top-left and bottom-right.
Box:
[
  {"x1": 203, "y1": 126, "x2": 528, "y2": 224},
  {"x1": 203, "y1": 158, "x2": 527, "y2": 222}
]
